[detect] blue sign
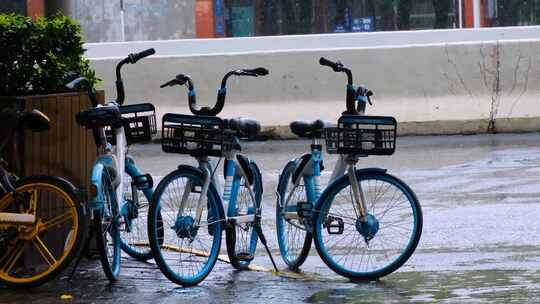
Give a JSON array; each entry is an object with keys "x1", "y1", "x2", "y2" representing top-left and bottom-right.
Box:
[
  {"x1": 351, "y1": 17, "x2": 374, "y2": 32},
  {"x1": 333, "y1": 25, "x2": 347, "y2": 33},
  {"x1": 214, "y1": 0, "x2": 225, "y2": 36}
]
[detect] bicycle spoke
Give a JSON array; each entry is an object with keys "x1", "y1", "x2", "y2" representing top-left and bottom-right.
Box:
[
  {"x1": 1, "y1": 241, "x2": 24, "y2": 273},
  {"x1": 317, "y1": 174, "x2": 420, "y2": 279},
  {"x1": 40, "y1": 210, "x2": 73, "y2": 232},
  {"x1": 32, "y1": 236, "x2": 57, "y2": 266}
]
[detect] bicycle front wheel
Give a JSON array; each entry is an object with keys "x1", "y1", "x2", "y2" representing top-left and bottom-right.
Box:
[
  {"x1": 148, "y1": 167, "x2": 222, "y2": 286},
  {"x1": 276, "y1": 160, "x2": 312, "y2": 270},
  {"x1": 313, "y1": 171, "x2": 422, "y2": 281},
  {"x1": 226, "y1": 161, "x2": 262, "y2": 271},
  {"x1": 94, "y1": 168, "x2": 121, "y2": 281},
  {"x1": 0, "y1": 176, "x2": 85, "y2": 287}
]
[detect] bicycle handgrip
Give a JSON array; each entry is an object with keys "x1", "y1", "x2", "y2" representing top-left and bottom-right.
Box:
[
  {"x1": 128, "y1": 48, "x2": 156, "y2": 64},
  {"x1": 243, "y1": 67, "x2": 269, "y2": 76},
  {"x1": 159, "y1": 81, "x2": 172, "y2": 88},
  {"x1": 319, "y1": 57, "x2": 339, "y2": 69}
]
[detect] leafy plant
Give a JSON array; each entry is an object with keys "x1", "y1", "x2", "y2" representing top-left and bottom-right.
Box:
[{"x1": 0, "y1": 14, "x2": 100, "y2": 96}]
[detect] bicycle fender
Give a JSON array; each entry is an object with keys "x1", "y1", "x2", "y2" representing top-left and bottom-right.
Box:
[
  {"x1": 90, "y1": 155, "x2": 118, "y2": 209},
  {"x1": 15, "y1": 175, "x2": 84, "y2": 210},
  {"x1": 248, "y1": 160, "x2": 263, "y2": 194},
  {"x1": 89, "y1": 161, "x2": 106, "y2": 210},
  {"x1": 292, "y1": 154, "x2": 311, "y2": 185}
]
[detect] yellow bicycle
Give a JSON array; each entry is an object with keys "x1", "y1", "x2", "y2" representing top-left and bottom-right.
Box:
[{"x1": 0, "y1": 108, "x2": 85, "y2": 287}]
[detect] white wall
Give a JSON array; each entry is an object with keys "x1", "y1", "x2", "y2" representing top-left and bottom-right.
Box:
[{"x1": 87, "y1": 28, "x2": 540, "y2": 135}]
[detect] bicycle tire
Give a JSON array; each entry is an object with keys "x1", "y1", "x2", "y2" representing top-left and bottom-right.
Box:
[
  {"x1": 226, "y1": 161, "x2": 262, "y2": 270},
  {"x1": 119, "y1": 166, "x2": 155, "y2": 261},
  {"x1": 276, "y1": 160, "x2": 312, "y2": 270},
  {"x1": 148, "y1": 166, "x2": 222, "y2": 286},
  {"x1": 94, "y1": 168, "x2": 121, "y2": 281},
  {"x1": 313, "y1": 170, "x2": 422, "y2": 281},
  {"x1": 0, "y1": 176, "x2": 85, "y2": 287}
]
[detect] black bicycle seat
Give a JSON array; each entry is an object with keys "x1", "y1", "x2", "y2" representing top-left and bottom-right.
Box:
[
  {"x1": 76, "y1": 105, "x2": 123, "y2": 129},
  {"x1": 289, "y1": 120, "x2": 331, "y2": 138},
  {"x1": 223, "y1": 118, "x2": 261, "y2": 138},
  {"x1": 21, "y1": 109, "x2": 50, "y2": 132}
]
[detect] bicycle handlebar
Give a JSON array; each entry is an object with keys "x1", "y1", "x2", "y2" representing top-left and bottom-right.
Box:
[
  {"x1": 319, "y1": 57, "x2": 341, "y2": 71},
  {"x1": 161, "y1": 67, "x2": 269, "y2": 116},
  {"x1": 128, "y1": 48, "x2": 156, "y2": 64},
  {"x1": 319, "y1": 57, "x2": 373, "y2": 114},
  {"x1": 115, "y1": 48, "x2": 155, "y2": 105}
]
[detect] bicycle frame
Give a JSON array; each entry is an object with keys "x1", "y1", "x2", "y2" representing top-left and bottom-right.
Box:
[
  {"x1": 174, "y1": 150, "x2": 258, "y2": 229},
  {"x1": 280, "y1": 141, "x2": 369, "y2": 230}
]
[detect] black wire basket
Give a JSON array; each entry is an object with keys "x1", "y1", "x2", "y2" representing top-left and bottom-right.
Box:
[
  {"x1": 106, "y1": 103, "x2": 157, "y2": 145},
  {"x1": 325, "y1": 115, "x2": 397, "y2": 155},
  {"x1": 161, "y1": 114, "x2": 233, "y2": 157}
]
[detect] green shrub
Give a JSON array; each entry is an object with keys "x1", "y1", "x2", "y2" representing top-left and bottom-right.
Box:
[{"x1": 0, "y1": 14, "x2": 100, "y2": 96}]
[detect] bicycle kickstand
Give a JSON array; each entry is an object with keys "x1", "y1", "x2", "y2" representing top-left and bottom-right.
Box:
[{"x1": 254, "y1": 215, "x2": 279, "y2": 273}]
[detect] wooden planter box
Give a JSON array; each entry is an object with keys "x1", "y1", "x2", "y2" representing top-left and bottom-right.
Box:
[{"x1": 1, "y1": 91, "x2": 104, "y2": 192}]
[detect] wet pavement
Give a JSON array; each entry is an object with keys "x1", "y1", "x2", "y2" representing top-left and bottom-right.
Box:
[{"x1": 2, "y1": 133, "x2": 540, "y2": 303}]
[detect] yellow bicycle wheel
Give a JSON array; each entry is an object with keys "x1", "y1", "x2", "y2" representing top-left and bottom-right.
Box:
[{"x1": 0, "y1": 176, "x2": 85, "y2": 287}]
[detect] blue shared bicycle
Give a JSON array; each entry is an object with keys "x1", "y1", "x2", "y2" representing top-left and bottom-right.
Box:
[
  {"x1": 148, "y1": 67, "x2": 276, "y2": 286},
  {"x1": 70, "y1": 48, "x2": 159, "y2": 281},
  {"x1": 276, "y1": 57, "x2": 423, "y2": 280}
]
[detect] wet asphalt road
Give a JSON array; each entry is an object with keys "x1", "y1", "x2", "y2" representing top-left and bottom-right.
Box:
[{"x1": 2, "y1": 133, "x2": 540, "y2": 303}]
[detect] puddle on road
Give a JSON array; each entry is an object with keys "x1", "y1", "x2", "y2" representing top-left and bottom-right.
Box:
[{"x1": 304, "y1": 270, "x2": 540, "y2": 304}]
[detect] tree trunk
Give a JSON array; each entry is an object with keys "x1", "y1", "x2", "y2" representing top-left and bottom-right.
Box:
[
  {"x1": 366, "y1": 0, "x2": 377, "y2": 29},
  {"x1": 381, "y1": 0, "x2": 396, "y2": 30},
  {"x1": 297, "y1": 0, "x2": 312, "y2": 34},
  {"x1": 433, "y1": 0, "x2": 451, "y2": 28},
  {"x1": 312, "y1": 0, "x2": 328, "y2": 33},
  {"x1": 397, "y1": 0, "x2": 412, "y2": 30},
  {"x1": 497, "y1": 0, "x2": 520, "y2": 26}
]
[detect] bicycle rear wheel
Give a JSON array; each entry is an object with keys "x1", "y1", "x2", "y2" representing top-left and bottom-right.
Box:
[
  {"x1": 94, "y1": 169, "x2": 121, "y2": 281},
  {"x1": 313, "y1": 170, "x2": 422, "y2": 281},
  {"x1": 226, "y1": 162, "x2": 262, "y2": 270},
  {"x1": 119, "y1": 168, "x2": 154, "y2": 261},
  {"x1": 0, "y1": 176, "x2": 85, "y2": 287},
  {"x1": 276, "y1": 160, "x2": 312, "y2": 270},
  {"x1": 148, "y1": 166, "x2": 222, "y2": 286}
]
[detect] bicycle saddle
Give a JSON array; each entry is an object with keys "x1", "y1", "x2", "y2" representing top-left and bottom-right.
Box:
[
  {"x1": 223, "y1": 118, "x2": 261, "y2": 138},
  {"x1": 289, "y1": 120, "x2": 331, "y2": 138},
  {"x1": 21, "y1": 109, "x2": 50, "y2": 132},
  {"x1": 76, "y1": 105, "x2": 123, "y2": 129}
]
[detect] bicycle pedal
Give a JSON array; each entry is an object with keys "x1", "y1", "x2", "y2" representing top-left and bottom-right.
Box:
[
  {"x1": 236, "y1": 252, "x2": 254, "y2": 262},
  {"x1": 324, "y1": 216, "x2": 344, "y2": 235}
]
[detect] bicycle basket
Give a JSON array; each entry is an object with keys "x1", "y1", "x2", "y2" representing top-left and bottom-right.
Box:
[
  {"x1": 106, "y1": 103, "x2": 157, "y2": 145},
  {"x1": 161, "y1": 114, "x2": 233, "y2": 157},
  {"x1": 325, "y1": 115, "x2": 397, "y2": 155}
]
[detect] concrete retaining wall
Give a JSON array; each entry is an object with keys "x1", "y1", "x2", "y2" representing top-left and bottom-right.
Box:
[{"x1": 87, "y1": 28, "x2": 540, "y2": 136}]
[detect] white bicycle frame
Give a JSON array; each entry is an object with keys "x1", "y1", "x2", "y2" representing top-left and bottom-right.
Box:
[
  {"x1": 94, "y1": 103, "x2": 128, "y2": 215},
  {"x1": 174, "y1": 150, "x2": 258, "y2": 228},
  {"x1": 281, "y1": 143, "x2": 369, "y2": 225}
]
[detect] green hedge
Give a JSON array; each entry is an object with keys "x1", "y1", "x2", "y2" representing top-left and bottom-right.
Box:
[{"x1": 0, "y1": 14, "x2": 99, "y2": 96}]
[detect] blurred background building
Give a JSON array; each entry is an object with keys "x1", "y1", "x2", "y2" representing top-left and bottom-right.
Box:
[{"x1": 1, "y1": 0, "x2": 539, "y2": 42}]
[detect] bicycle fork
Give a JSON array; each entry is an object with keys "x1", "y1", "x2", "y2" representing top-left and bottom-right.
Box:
[
  {"x1": 346, "y1": 160, "x2": 369, "y2": 222},
  {"x1": 345, "y1": 158, "x2": 380, "y2": 244}
]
